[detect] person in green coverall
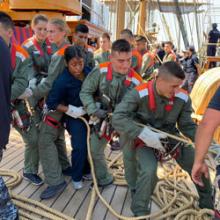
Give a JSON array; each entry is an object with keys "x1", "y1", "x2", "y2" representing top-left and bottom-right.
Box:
[
  {"x1": 11, "y1": 42, "x2": 44, "y2": 185},
  {"x1": 112, "y1": 61, "x2": 213, "y2": 217},
  {"x1": 94, "y1": 32, "x2": 111, "y2": 65},
  {"x1": 19, "y1": 18, "x2": 71, "y2": 199},
  {"x1": 80, "y1": 39, "x2": 143, "y2": 186},
  {"x1": 18, "y1": 14, "x2": 56, "y2": 185}
]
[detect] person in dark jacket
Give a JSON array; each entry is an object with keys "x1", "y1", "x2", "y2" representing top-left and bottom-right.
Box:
[
  {"x1": 46, "y1": 45, "x2": 90, "y2": 190},
  {"x1": 0, "y1": 11, "x2": 18, "y2": 220},
  {"x1": 181, "y1": 45, "x2": 201, "y2": 93},
  {"x1": 207, "y1": 23, "x2": 220, "y2": 67}
]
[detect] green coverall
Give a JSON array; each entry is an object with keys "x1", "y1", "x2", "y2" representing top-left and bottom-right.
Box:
[
  {"x1": 30, "y1": 42, "x2": 70, "y2": 186},
  {"x1": 112, "y1": 81, "x2": 213, "y2": 216},
  {"x1": 140, "y1": 52, "x2": 155, "y2": 79},
  {"x1": 80, "y1": 63, "x2": 143, "y2": 186},
  {"x1": 94, "y1": 50, "x2": 110, "y2": 64},
  {"x1": 11, "y1": 44, "x2": 40, "y2": 174}
]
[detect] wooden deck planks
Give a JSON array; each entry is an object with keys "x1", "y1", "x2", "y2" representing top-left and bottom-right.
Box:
[{"x1": 1, "y1": 129, "x2": 135, "y2": 220}]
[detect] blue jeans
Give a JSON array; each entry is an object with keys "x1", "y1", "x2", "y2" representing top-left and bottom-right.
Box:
[{"x1": 66, "y1": 118, "x2": 90, "y2": 181}]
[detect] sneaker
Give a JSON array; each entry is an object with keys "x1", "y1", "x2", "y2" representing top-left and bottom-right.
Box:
[
  {"x1": 72, "y1": 180, "x2": 83, "y2": 190},
  {"x1": 23, "y1": 173, "x2": 43, "y2": 186},
  {"x1": 82, "y1": 174, "x2": 92, "y2": 181},
  {"x1": 40, "y1": 181, "x2": 67, "y2": 199},
  {"x1": 89, "y1": 179, "x2": 114, "y2": 189},
  {"x1": 62, "y1": 167, "x2": 72, "y2": 176}
]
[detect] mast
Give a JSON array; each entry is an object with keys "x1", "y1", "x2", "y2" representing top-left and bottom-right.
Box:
[
  {"x1": 137, "y1": 0, "x2": 148, "y2": 35},
  {"x1": 116, "y1": 0, "x2": 126, "y2": 39},
  {"x1": 173, "y1": 0, "x2": 189, "y2": 48}
]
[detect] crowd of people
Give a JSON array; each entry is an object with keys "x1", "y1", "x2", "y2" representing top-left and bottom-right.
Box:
[{"x1": 1, "y1": 10, "x2": 220, "y2": 219}]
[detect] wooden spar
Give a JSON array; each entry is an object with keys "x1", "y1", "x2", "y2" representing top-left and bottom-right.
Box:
[
  {"x1": 116, "y1": 0, "x2": 126, "y2": 39},
  {"x1": 173, "y1": 0, "x2": 189, "y2": 48},
  {"x1": 137, "y1": 0, "x2": 148, "y2": 35}
]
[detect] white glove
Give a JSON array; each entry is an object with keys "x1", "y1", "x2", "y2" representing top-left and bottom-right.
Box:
[
  {"x1": 28, "y1": 78, "x2": 37, "y2": 89},
  {"x1": 18, "y1": 88, "x2": 33, "y2": 99},
  {"x1": 40, "y1": 77, "x2": 46, "y2": 85},
  {"x1": 138, "y1": 126, "x2": 167, "y2": 152},
  {"x1": 65, "y1": 105, "x2": 86, "y2": 118}
]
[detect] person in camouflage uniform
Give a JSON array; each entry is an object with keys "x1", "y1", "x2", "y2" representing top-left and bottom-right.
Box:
[
  {"x1": 80, "y1": 39, "x2": 143, "y2": 186},
  {"x1": 112, "y1": 61, "x2": 213, "y2": 217},
  {"x1": 0, "y1": 11, "x2": 18, "y2": 220},
  {"x1": 94, "y1": 32, "x2": 111, "y2": 65},
  {"x1": 19, "y1": 18, "x2": 71, "y2": 199}
]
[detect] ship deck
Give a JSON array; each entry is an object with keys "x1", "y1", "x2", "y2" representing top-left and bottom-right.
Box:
[{"x1": 2, "y1": 129, "x2": 159, "y2": 220}]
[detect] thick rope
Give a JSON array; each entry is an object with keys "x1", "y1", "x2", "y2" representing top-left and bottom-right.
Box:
[
  {"x1": 79, "y1": 117, "x2": 214, "y2": 220},
  {"x1": 0, "y1": 169, "x2": 74, "y2": 220},
  {"x1": 0, "y1": 118, "x2": 215, "y2": 220}
]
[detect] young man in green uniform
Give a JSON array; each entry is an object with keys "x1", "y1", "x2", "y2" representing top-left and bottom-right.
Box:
[
  {"x1": 94, "y1": 32, "x2": 111, "y2": 64},
  {"x1": 112, "y1": 61, "x2": 213, "y2": 217},
  {"x1": 80, "y1": 39, "x2": 143, "y2": 186},
  {"x1": 73, "y1": 23, "x2": 95, "y2": 72},
  {"x1": 120, "y1": 29, "x2": 142, "y2": 74}
]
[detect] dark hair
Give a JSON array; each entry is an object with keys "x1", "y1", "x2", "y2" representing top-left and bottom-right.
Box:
[
  {"x1": 158, "y1": 61, "x2": 185, "y2": 80},
  {"x1": 212, "y1": 23, "x2": 217, "y2": 29},
  {"x1": 135, "y1": 35, "x2": 147, "y2": 43},
  {"x1": 0, "y1": 11, "x2": 14, "y2": 29},
  {"x1": 164, "y1": 41, "x2": 173, "y2": 47},
  {"x1": 120, "y1": 29, "x2": 133, "y2": 38},
  {"x1": 64, "y1": 45, "x2": 84, "y2": 64},
  {"x1": 31, "y1": 14, "x2": 48, "y2": 28},
  {"x1": 75, "y1": 23, "x2": 89, "y2": 33},
  {"x1": 101, "y1": 32, "x2": 110, "y2": 41},
  {"x1": 111, "y1": 39, "x2": 131, "y2": 53}
]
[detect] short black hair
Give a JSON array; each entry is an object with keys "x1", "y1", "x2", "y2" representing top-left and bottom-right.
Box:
[
  {"x1": 64, "y1": 45, "x2": 84, "y2": 64},
  {"x1": 212, "y1": 23, "x2": 217, "y2": 29},
  {"x1": 75, "y1": 23, "x2": 89, "y2": 33},
  {"x1": 158, "y1": 61, "x2": 185, "y2": 80},
  {"x1": 135, "y1": 35, "x2": 147, "y2": 43},
  {"x1": 0, "y1": 11, "x2": 14, "y2": 29},
  {"x1": 164, "y1": 41, "x2": 173, "y2": 48},
  {"x1": 111, "y1": 39, "x2": 131, "y2": 53},
  {"x1": 120, "y1": 29, "x2": 133, "y2": 38}
]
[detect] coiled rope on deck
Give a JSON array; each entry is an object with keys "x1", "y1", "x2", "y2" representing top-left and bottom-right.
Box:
[
  {"x1": 79, "y1": 117, "x2": 214, "y2": 220},
  {"x1": 0, "y1": 117, "x2": 215, "y2": 220},
  {"x1": 0, "y1": 169, "x2": 74, "y2": 220}
]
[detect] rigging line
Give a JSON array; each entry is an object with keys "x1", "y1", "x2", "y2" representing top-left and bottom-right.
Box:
[
  {"x1": 193, "y1": 0, "x2": 200, "y2": 49},
  {"x1": 173, "y1": 13, "x2": 179, "y2": 49},
  {"x1": 125, "y1": 0, "x2": 150, "y2": 44},
  {"x1": 182, "y1": 0, "x2": 193, "y2": 45},
  {"x1": 127, "y1": 4, "x2": 140, "y2": 32},
  {"x1": 156, "y1": 0, "x2": 173, "y2": 42},
  {"x1": 81, "y1": 2, "x2": 105, "y2": 26},
  {"x1": 182, "y1": 0, "x2": 195, "y2": 46},
  {"x1": 125, "y1": 0, "x2": 163, "y2": 64}
]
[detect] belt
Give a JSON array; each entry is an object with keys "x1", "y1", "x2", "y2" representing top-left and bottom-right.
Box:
[{"x1": 43, "y1": 115, "x2": 60, "y2": 129}]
